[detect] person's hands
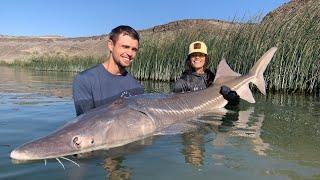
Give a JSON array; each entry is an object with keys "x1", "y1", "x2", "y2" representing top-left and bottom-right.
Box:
[{"x1": 219, "y1": 85, "x2": 240, "y2": 105}]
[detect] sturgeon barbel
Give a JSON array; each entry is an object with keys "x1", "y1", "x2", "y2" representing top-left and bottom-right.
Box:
[{"x1": 10, "y1": 47, "x2": 277, "y2": 161}]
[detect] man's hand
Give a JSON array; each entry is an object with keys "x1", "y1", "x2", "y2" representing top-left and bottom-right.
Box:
[{"x1": 219, "y1": 85, "x2": 240, "y2": 106}]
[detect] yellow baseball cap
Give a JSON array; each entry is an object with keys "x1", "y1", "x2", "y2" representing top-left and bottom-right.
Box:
[{"x1": 188, "y1": 41, "x2": 207, "y2": 55}]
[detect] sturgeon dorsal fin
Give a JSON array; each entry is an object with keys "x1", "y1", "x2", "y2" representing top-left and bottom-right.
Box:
[{"x1": 214, "y1": 58, "x2": 241, "y2": 83}]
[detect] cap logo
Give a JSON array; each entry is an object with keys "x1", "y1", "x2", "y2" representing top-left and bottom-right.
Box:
[{"x1": 194, "y1": 43, "x2": 201, "y2": 49}]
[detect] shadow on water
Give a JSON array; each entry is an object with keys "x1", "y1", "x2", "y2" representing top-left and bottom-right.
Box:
[{"x1": 1, "y1": 66, "x2": 320, "y2": 179}]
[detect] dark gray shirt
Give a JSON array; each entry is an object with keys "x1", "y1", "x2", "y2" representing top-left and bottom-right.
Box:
[
  {"x1": 173, "y1": 70, "x2": 215, "y2": 93},
  {"x1": 72, "y1": 64, "x2": 144, "y2": 116}
]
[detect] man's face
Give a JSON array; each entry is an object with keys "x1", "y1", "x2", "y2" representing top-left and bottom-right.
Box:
[{"x1": 108, "y1": 34, "x2": 139, "y2": 68}]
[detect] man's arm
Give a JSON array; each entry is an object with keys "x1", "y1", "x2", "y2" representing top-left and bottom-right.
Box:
[{"x1": 72, "y1": 75, "x2": 94, "y2": 116}]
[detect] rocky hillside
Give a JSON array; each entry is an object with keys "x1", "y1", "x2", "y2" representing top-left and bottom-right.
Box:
[
  {"x1": 0, "y1": 0, "x2": 303, "y2": 63},
  {"x1": 0, "y1": 35, "x2": 109, "y2": 63},
  {"x1": 262, "y1": 0, "x2": 312, "y2": 22}
]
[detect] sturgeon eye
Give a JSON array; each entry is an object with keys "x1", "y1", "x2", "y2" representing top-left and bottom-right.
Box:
[
  {"x1": 72, "y1": 136, "x2": 81, "y2": 148},
  {"x1": 91, "y1": 139, "x2": 94, "y2": 144}
]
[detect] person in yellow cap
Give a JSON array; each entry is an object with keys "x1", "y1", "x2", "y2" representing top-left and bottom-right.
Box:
[
  {"x1": 173, "y1": 41, "x2": 214, "y2": 92},
  {"x1": 173, "y1": 41, "x2": 239, "y2": 105}
]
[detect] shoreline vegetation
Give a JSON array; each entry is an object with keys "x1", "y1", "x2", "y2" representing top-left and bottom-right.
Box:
[{"x1": 1, "y1": 1, "x2": 319, "y2": 95}]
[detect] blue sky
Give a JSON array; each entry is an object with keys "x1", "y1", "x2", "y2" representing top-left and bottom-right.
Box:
[{"x1": 0, "y1": 0, "x2": 290, "y2": 37}]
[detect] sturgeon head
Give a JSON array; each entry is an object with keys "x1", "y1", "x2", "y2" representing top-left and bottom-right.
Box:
[{"x1": 10, "y1": 100, "x2": 156, "y2": 161}]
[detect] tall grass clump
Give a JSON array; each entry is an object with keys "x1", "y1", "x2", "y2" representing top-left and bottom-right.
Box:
[
  {"x1": 12, "y1": 55, "x2": 105, "y2": 72},
  {"x1": 0, "y1": 60, "x2": 8, "y2": 65},
  {"x1": 256, "y1": 0, "x2": 320, "y2": 94}
]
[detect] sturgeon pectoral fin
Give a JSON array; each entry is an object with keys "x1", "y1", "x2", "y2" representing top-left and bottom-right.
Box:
[
  {"x1": 236, "y1": 84, "x2": 255, "y2": 103},
  {"x1": 251, "y1": 77, "x2": 266, "y2": 95}
]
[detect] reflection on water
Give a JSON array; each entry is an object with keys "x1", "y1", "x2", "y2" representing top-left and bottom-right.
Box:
[
  {"x1": 263, "y1": 93, "x2": 320, "y2": 166},
  {"x1": 0, "y1": 66, "x2": 74, "y2": 97},
  {"x1": 182, "y1": 130, "x2": 206, "y2": 166},
  {"x1": 1, "y1": 66, "x2": 320, "y2": 180},
  {"x1": 104, "y1": 157, "x2": 132, "y2": 180},
  {"x1": 141, "y1": 80, "x2": 172, "y2": 93},
  {"x1": 181, "y1": 105, "x2": 270, "y2": 168}
]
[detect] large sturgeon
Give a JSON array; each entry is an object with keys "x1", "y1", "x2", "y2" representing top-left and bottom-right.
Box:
[{"x1": 10, "y1": 47, "x2": 277, "y2": 161}]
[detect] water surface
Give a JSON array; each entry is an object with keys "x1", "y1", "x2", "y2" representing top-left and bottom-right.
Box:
[{"x1": 0, "y1": 66, "x2": 319, "y2": 180}]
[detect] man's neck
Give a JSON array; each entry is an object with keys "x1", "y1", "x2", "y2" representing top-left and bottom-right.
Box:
[{"x1": 102, "y1": 57, "x2": 125, "y2": 75}]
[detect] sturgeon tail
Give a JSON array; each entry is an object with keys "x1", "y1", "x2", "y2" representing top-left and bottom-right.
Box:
[
  {"x1": 214, "y1": 47, "x2": 277, "y2": 103},
  {"x1": 248, "y1": 47, "x2": 278, "y2": 95}
]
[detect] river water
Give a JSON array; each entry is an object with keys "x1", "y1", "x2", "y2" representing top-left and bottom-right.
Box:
[{"x1": 0, "y1": 66, "x2": 319, "y2": 180}]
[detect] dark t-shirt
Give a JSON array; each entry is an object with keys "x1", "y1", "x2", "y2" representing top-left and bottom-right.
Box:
[{"x1": 72, "y1": 64, "x2": 144, "y2": 116}]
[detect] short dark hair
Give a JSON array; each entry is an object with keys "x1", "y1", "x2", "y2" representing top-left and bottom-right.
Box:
[{"x1": 109, "y1": 25, "x2": 140, "y2": 43}]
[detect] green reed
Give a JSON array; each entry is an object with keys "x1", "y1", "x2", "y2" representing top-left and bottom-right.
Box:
[
  {"x1": 9, "y1": 55, "x2": 105, "y2": 72},
  {"x1": 0, "y1": 60, "x2": 8, "y2": 65}
]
